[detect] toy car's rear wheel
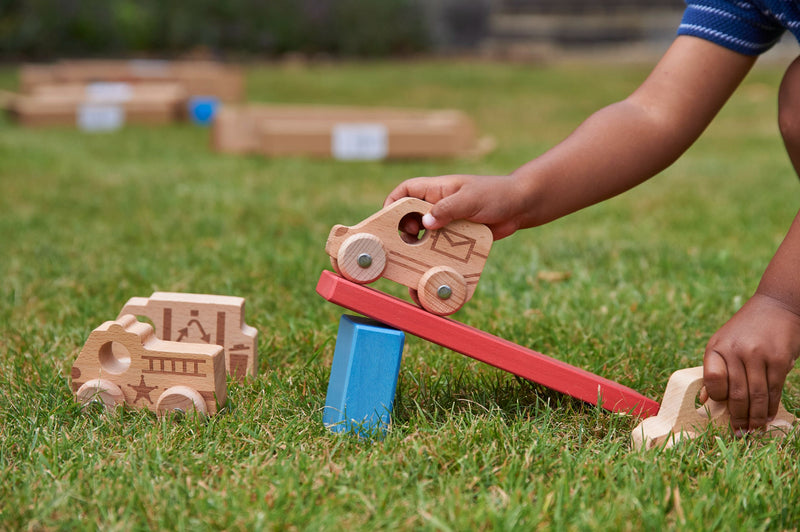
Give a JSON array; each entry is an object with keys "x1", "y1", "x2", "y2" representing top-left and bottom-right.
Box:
[
  {"x1": 417, "y1": 266, "x2": 467, "y2": 316},
  {"x1": 408, "y1": 287, "x2": 421, "y2": 307},
  {"x1": 76, "y1": 379, "x2": 124, "y2": 410},
  {"x1": 336, "y1": 233, "x2": 387, "y2": 284},
  {"x1": 156, "y1": 386, "x2": 208, "y2": 419}
]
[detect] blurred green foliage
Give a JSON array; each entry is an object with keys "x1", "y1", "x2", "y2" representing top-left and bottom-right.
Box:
[{"x1": 0, "y1": 0, "x2": 430, "y2": 59}]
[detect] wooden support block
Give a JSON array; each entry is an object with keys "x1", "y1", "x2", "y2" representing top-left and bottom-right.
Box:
[
  {"x1": 325, "y1": 197, "x2": 493, "y2": 316},
  {"x1": 71, "y1": 314, "x2": 227, "y2": 417},
  {"x1": 168, "y1": 61, "x2": 244, "y2": 103},
  {"x1": 119, "y1": 292, "x2": 258, "y2": 382},
  {"x1": 316, "y1": 270, "x2": 660, "y2": 417},
  {"x1": 19, "y1": 64, "x2": 55, "y2": 92},
  {"x1": 323, "y1": 315, "x2": 405, "y2": 436},
  {"x1": 211, "y1": 104, "x2": 492, "y2": 159},
  {"x1": 20, "y1": 60, "x2": 244, "y2": 102},
  {"x1": 631, "y1": 366, "x2": 797, "y2": 450},
  {"x1": 7, "y1": 82, "x2": 186, "y2": 128}
]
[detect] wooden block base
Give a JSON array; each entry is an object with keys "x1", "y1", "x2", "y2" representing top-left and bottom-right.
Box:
[
  {"x1": 323, "y1": 315, "x2": 405, "y2": 436},
  {"x1": 316, "y1": 270, "x2": 660, "y2": 417}
]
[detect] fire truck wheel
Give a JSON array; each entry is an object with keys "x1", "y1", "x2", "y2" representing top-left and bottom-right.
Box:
[
  {"x1": 156, "y1": 386, "x2": 208, "y2": 419},
  {"x1": 76, "y1": 379, "x2": 124, "y2": 410},
  {"x1": 337, "y1": 233, "x2": 386, "y2": 284},
  {"x1": 417, "y1": 266, "x2": 467, "y2": 316}
]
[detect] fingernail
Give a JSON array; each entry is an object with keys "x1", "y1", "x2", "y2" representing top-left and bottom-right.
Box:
[{"x1": 422, "y1": 213, "x2": 437, "y2": 228}]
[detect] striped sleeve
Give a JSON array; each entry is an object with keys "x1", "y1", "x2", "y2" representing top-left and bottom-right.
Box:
[{"x1": 677, "y1": 0, "x2": 785, "y2": 55}]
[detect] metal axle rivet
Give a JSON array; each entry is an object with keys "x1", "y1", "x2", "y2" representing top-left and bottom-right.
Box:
[
  {"x1": 437, "y1": 285, "x2": 452, "y2": 299},
  {"x1": 357, "y1": 253, "x2": 373, "y2": 268}
]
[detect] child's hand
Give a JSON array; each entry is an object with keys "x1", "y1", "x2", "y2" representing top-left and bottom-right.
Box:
[
  {"x1": 385, "y1": 174, "x2": 528, "y2": 240},
  {"x1": 704, "y1": 293, "x2": 800, "y2": 431}
]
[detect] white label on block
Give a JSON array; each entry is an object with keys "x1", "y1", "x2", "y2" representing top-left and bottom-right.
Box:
[
  {"x1": 332, "y1": 123, "x2": 388, "y2": 160},
  {"x1": 77, "y1": 104, "x2": 125, "y2": 132},
  {"x1": 86, "y1": 82, "x2": 133, "y2": 103}
]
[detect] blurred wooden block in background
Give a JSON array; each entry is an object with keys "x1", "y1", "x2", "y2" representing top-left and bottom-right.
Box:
[{"x1": 212, "y1": 104, "x2": 493, "y2": 159}]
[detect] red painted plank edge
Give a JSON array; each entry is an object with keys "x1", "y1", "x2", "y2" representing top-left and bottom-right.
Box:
[{"x1": 317, "y1": 270, "x2": 660, "y2": 417}]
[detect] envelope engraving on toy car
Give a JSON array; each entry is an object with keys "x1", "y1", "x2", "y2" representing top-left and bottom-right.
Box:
[{"x1": 430, "y1": 228, "x2": 479, "y2": 263}]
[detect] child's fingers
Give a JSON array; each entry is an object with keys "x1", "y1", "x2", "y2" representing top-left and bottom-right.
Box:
[
  {"x1": 384, "y1": 176, "x2": 458, "y2": 207},
  {"x1": 427, "y1": 191, "x2": 482, "y2": 230},
  {"x1": 398, "y1": 214, "x2": 423, "y2": 240},
  {"x1": 384, "y1": 178, "x2": 425, "y2": 207},
  {"x1": 421, "y1": 213, "x2": 439, "y2": 230},
  {"x1": 743, "y1": 360, "x2": 770, "y2": 430},
  {"x1": 385, "y1": 174, "x2": 519, "y2": 239},
  {"x1": 723, "y1": 358, "x2": 750, "y2": 432},
  {"x1": 704, "y1": 348, "x2": 751, "y2": 431},
  {"x1": 766, "y1": 361, "x2": 789, "y2": 421},
  {"x1": 427, "y1": 194, "x2": 459, "y2": 228},
  {"x1": 702, "y1": 349, "x2": 729, "y2": 401},
  {"x1": 698, "y1": 385, "x2": 709, "y2": 404}
]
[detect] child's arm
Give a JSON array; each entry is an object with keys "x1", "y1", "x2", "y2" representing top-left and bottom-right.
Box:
[
  {"x1": 386, "y1": 36, "x2": 800, "y2": 430},
  {"x1": 386, "y1": 36, "x2": 756, "y2": 240},
  {"x1": 704, "y1": 211, "x2": 800, "y2": 431}
]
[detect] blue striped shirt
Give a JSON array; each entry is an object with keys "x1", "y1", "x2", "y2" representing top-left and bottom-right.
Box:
[{"x1": 678, "y1": 0, "x2": 800, "y2": 55}]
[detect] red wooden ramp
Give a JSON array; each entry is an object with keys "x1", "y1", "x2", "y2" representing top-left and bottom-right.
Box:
[{"x1": 316, "y1": 270, "x2": 660, "y2": 417}]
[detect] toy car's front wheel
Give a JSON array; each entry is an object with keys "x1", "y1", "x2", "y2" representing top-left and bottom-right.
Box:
[
  {"x1": 76, "y1": 379, "x2": 125, "y2": 410},
  {"x1": 336, "y1": 233, "x2": 387, "y2": 284},
  {"x1": 417, "y1": 266, "x2": 467, "y2": 316},
  {"x1": 156, "y1": 386, "x2": 208, "y2": 418}
]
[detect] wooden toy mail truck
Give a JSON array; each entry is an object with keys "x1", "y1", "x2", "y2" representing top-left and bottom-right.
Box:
[
  {"x1": 118, "y1": 292, "x2": 258, "y2": 381},
  {"x1": 325, "y1": 197, "x2": 493, "y2": 315},
  {"x1": 71, "y1": 314, "x2": 227, "y2": 417}
]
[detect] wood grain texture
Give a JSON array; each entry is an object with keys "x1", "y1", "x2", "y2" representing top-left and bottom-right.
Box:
[
  {"x1": 326, "y1": 197, "x2": 492, "y2": 315},
  {"x1": 20, "y1": 60, "x2": 244, "y2": 101},
  {"x1": 71, "y1": 314, "x2": 227, "y2": 417},
  {"x1": 316, "y1": 270, "x2": 660, "y2": 417},
  {"x1": 211, "y1": 104, "x2": 489, "y2": 158},
  {"x1": 416, "y1": 266, "x2": 467, "y2": 316},
  {"x1": 336, "y1": 233, "x2": 387, "y2": 283},
  {"x1": 631, "y1": 366, "x2": 797, "y2": 449},
  {"x1": 8, "y1": 82, "x2": 187, "y2": 127},
  {"x1": 119, "y1": 292, "x2": 258, "y2": 381}
]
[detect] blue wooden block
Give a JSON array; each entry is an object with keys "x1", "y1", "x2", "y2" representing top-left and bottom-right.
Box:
[{"x1": 323, "y1": 315, "x2": 405, "y2": 436}]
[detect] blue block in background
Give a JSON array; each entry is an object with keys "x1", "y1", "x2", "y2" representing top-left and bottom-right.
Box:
[
  {"x1": 323, "y1": 315, "x2": 405, "y2": 437},
  {"x1": 187, "y1": 96, "x2": 220, "y2": 126}
]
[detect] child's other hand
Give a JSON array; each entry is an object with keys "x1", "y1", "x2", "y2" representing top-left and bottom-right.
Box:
[
  {"x1": 704, "y1": 293, "x2": 800, "y2": 431},
  {"x1": 385, "y1": 174, "x2": 527, "y2": 240}
]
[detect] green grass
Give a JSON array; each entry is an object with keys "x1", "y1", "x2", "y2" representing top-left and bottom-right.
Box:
[{"x1": 1, "y1": 58, "x2": 799, "y2": 530}]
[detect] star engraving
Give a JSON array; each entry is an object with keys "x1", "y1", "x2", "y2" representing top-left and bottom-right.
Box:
[{"x1": 129, "y1": 375, "x2": 158, "y2": 404}]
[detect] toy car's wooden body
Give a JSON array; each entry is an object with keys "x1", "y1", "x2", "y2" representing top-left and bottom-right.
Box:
[
  {"x1": 631, "y1": 366, "x2": 796, "y2": 450},
  {"x1": 71, "y1": 314, "x2": 227, "y2": 417},
  {"x1": 325, "y1": 197, "x2": 493, "y2": 315},
  {"x1": 118, "y1": 292, "x2": 258, "y2": 381}
]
